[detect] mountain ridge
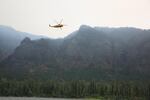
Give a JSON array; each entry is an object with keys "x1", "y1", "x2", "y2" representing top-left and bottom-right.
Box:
[
  {"x1": 0, "y1": 25, "x2": 150, "y2": 80},
  {"x1": 0, "y1": 25, "x2": 46, "y2": 62}
]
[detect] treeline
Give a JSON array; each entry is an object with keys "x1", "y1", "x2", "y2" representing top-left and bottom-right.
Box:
[{"x1": 0, "y1": 79, "x2": 150, "y2": 99}]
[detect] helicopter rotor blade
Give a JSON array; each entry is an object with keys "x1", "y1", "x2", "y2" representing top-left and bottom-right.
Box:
[{"x1": 60, "y1": 19, "x2": 63, "y2": 24}]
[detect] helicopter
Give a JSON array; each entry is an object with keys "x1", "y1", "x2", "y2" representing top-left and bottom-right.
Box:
[{"x1": 49, "y1": 19, "x2": 66, "y2": 30}]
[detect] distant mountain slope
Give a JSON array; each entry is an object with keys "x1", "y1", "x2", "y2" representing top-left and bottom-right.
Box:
[
  {"x1": 0, "y1": 25, "x2": 150, "y2": 80},
  {"x1": 0, "y1": 25, "x2": 45, "y2": 61}
]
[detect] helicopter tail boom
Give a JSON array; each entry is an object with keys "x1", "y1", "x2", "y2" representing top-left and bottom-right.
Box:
[{"x1": 49, "y1": 24, "x2": 51, "y2": 27}]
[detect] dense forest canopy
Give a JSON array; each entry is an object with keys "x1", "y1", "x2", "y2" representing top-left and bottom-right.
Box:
[{"x1": 0, "y1": 79, "x2": 150, "y2": 99}]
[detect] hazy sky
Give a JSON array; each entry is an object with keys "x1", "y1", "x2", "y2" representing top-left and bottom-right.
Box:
[{"x1": 0, "y1": 0, "x2": 150, "y2": 38}]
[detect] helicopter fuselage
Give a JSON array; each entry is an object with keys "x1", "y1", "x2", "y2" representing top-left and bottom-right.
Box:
[{"x1": 49, "y1": 24, "x2": 63, "y2": 28}]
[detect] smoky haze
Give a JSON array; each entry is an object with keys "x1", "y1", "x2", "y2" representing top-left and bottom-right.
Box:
[{"x1": 0, "y1": 0, "x2": 150, "y2": 38}]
